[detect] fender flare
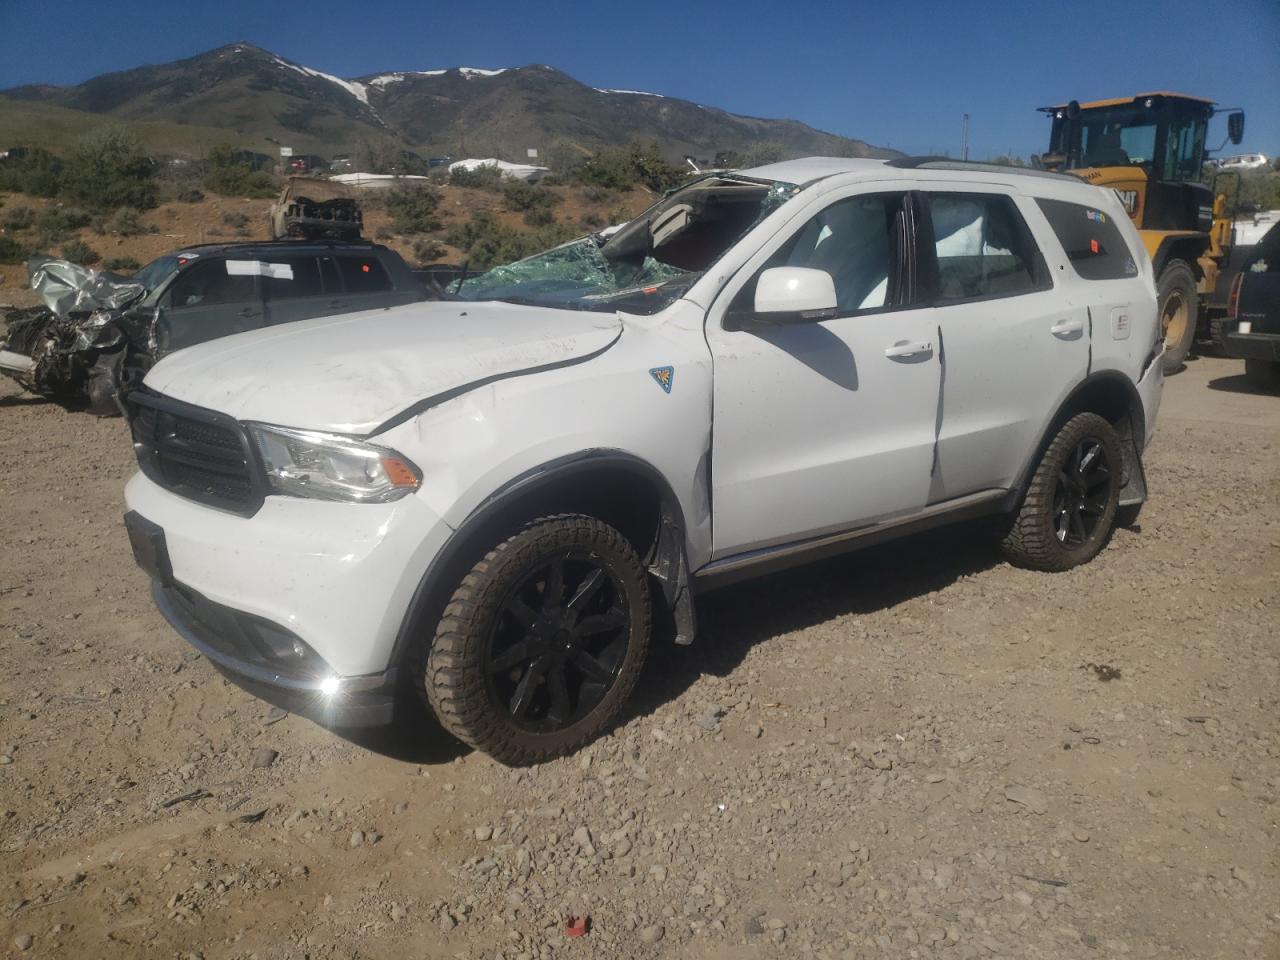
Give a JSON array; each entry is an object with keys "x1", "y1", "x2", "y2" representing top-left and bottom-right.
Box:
[
  {"x1": 388, "y1": 449, "x2": 697, "y2": 670},
  {"x1": 1008, "y1": 371, "x2": 1148, "y2": 512},
  {"x1": 1151, "y1": 234, "x2": 1210, "y2": 279}
]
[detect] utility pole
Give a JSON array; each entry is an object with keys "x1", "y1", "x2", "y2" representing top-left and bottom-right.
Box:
[{"x1": 962, "y1": 114, "x2": 969, "y2": 161}]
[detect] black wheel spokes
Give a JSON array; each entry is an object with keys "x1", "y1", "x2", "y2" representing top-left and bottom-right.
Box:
[
  {"x1": 487, "y1": 553, "x2": 629, "y2": 732},
  {"x1": 1053, "y1": 438, "x2": 1113, "y2": 547}
]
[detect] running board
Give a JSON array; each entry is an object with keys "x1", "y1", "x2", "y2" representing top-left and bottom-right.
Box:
[{"x1": 693, "y1": 488, "x2": 1008, "y2": 592}]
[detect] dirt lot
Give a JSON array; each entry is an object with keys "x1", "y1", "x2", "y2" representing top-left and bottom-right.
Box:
[{"x1": 0, "y1": 357, "x2": 1276, "y2": 959}]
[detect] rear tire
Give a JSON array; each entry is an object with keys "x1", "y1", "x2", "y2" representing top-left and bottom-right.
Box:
[
  {"x1": 1002, "y1": 413, "x2": 1123, "y2": 572},
  {"x1": 1244, "y1": 359, "x2": 1280, "y2": 391},
  {"x1": 1158, "y1": 261, "x2": 1199, "y2": 373},
  {"x1": 420, "y1": 514, "x2": 651, "y2": 765}
]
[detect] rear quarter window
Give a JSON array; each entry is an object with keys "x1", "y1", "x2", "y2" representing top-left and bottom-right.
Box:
[
  {"x1": 337, "y1": 256, "x2": 392, "y2": 293},
  {"x1": 1035, "y1": 198, "x2": 1140, "y2": 281}
]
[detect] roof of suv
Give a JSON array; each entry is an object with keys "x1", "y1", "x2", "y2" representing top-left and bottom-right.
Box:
[
  {"x1": 171, "y1": 239, "x2": 389, "y2": 258},
  {"x1": 737, "y1": 156, "x2": 1081, "y2": 188}
]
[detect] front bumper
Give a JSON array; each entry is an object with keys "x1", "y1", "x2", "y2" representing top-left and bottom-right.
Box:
[
  {"x1": 1224, "y1": 332, "x2": 1280, "y2": 362},
  {"x1": 124, "y1": 471, "x2": 453, "y2": 678},
  {"x1": 151, "y1": 580, "x2": 397, "y2": 727}
]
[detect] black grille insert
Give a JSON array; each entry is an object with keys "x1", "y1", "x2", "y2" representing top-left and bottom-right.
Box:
[{"x1": 128, "y1": 390, "x2": 265, "y2": 515}]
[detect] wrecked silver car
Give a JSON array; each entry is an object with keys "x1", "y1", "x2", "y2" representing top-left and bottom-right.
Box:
[
  {"x1": 269, "y1": 177, "x2": 362, "y2": 241},
  {"x1": 0, "y1": 257, "x2": 147, "y2": 415}
]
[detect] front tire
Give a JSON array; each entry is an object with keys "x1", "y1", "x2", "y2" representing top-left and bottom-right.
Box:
[
  {"x1": 420, "y1": 515, "x2": 651, "y2": 765},
  {"x1": 1002, "y1": 413, "x2": 1123, "y2": 572},
  {"x1": 1158, "y1": 260, "x2": 1199, "y2": 373}
]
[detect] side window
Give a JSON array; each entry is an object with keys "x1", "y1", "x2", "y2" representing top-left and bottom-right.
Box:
[
  {"x1": 926, "y1": 193, "x2": 1044, "y2": 301},
  {"x1": 1035, "y1": 198, "x2": 1141, "y2": 281},
  {"x1": 336, "y1": 256, "x2": 392, "y2": 293},
  {"x1": 730, "y1": 193, "x2": 904, "y2": 319},
  {"x1": 165, "y1": 259, "x2": 256, "y2": 307},
  {"x1": 260, "y1": 256, "x2": 325, "y2": 300}
]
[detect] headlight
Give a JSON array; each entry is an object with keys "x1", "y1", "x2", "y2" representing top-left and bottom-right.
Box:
[{"x1": 248, "y1": 423, "x2": 421, "y2": 503}]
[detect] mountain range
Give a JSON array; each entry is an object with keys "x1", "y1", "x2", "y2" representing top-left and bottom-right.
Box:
[{"x1": 1, "y1": 43, "x2": 895, "y2": 163}]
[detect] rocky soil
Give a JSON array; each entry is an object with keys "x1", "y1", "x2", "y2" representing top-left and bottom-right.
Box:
[{"x1": 0, "y1": 357, "x2": 1277, "y2": 959}]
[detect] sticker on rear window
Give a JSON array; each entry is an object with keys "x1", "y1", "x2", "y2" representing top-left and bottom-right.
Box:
[
  {"x1": 1085, "y1": 209, "x2": 1107, "y2": 223},
  {"x1": 225, "y1": 260, "x2": 294, "y2": 280}
]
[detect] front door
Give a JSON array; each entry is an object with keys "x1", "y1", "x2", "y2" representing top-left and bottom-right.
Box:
[
  {"x1": 706, "y1": 190, "x2": 942, "y2": 557},
  {"x1": 154, "y1": 257, "x2": 262, "y2": 355}
]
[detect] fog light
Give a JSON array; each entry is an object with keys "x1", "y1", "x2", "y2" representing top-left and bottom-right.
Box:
[{"x1": 319, "y1": 676, "x2": 341, "y2": 697}]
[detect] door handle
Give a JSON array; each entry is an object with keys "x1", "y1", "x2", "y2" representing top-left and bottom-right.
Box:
[
  {"x1": 1050, "y1": 319, "x2": 1084, "y2": 337},
  {"x1": 237, "y1": 308, "x2": 258, "y2": 318},
  {"x1": 884, "y1": 340, "x2": 933, "y2": 359}
]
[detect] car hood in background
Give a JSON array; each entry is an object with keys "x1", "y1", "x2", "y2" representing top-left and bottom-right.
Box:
[{"x1": 143, "y1": 300, "x2": 622, "y2": 435}]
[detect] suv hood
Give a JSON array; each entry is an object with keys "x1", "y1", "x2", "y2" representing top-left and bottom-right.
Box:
[{"x1": 144, "y1": 300, "x2": 622, "y2": 435}]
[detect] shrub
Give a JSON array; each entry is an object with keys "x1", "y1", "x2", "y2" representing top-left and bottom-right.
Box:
[
  {"x1": 523, "y1": 207, "x2": 554, "y2": 227},
  {"x1": 502, "y1": 181, "x2": 558, "y2": 212},
  {"x1": 385, "y1": 184, "x2": 441, "y2": 234},
  {"x1": 444, "y1": 212, "x2": 577, "y2": 271},
  {"x1": 2, "y1": 205, "x2": 35, "y2": 231},
  {"x1": 61, "y1": 129, "x2": 158, "y2": 211},
  {"x1": 93, "y1": 207, "x2": 145, "y2": 236},
  {"x1": 583, "y1": 187, "x2": 616, "y2": 205},
  {"x1": 0, "y1": 148, "x2": 64, "y2": 198},
  {"x1": 222, "y1": 211, "x2": 250, "y2": 230},
  {"x1": 374, "y1": 226, "x2": 394, "y2": 240},
  {"x1": 0, "y1": 235, "x2": 26, "y2": 264},
  {"x1": 104, "y1": 256, "x2": 141, "y2": 272},
  {"x1": 61, "y1": 239, "x2": 101, "y2": 265},
  {"x1": 449, "y1": 164, "x2": 503, "y2": 191},
  {"x1": 176, "y1": 188, "x2": 204, "y2": 203},
  {"x1": 37, "y1": 206, "x2": 91, "y2": 245},
  {"x1": 576, "y1": 142, "x2": 686, "y2": 193},
  {"x1": 580, "y1": 213, "x2": 604, "y2": 229},
  {"x1": 203, "y1": 145, "x2": 278, "y2": 199},
  {"x1": 412, "y1": 238, "x2": 447, "y2": 262}
]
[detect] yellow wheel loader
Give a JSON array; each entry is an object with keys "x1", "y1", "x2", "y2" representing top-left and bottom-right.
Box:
[{"x1": 1039, "y1": 93, "x2": 1245, "y2": 372}]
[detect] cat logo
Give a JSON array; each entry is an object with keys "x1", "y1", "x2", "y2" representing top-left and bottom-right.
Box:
[
  {"x1": 649, "y1": 366, "x2": 674, "y2": 394},
  {"x1": 1114, "y1": 189, "x2": 1139, "y2": 216}
]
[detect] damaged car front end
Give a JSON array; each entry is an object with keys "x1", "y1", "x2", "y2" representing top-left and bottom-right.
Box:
[{"x1": 0, "y1": 257, "x2": 149, "y2": 415}]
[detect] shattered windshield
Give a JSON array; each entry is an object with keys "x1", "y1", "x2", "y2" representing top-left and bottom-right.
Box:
[
  {"x1": 132, "y1": 255, "x2": 181, "y2": 294},
  {"x1": 455, "y1": 175, "x2": 799, "y2": 315}
]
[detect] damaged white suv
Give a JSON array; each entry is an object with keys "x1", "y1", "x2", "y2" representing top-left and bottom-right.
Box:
[{"x1": 124, "y1": 158, "x2": 1163, "y2": 764}]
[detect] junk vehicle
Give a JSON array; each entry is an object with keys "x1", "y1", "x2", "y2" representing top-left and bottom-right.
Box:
[
  {"x1": 269, "y1": 177, "x2": 363, "y2": 241},
  {"x1": 1039, "y1": 93, "x2": 1246, "y2": 372},
  {"x1": 1220, "y1": 221, "x2": 1280, "y2": 389},
  {"x1": 0, "y1": 241, "x2": 426, "y2": 414},
  {"x1": 122, "y1": 157, "x2": 1165, "y2": 764}
]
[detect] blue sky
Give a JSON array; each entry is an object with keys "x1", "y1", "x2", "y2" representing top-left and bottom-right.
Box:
[{"x1": 1, "y1": 0, "x2": 1277, "y2": 159}]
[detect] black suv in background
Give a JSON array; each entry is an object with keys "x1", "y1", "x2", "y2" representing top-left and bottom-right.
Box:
[
  {"x1": 0, "y1": 241, "x2": 427, "y2": 415},
  {"x1": 1221, "y1": 222, "x2": 1280, "y2": 390}
]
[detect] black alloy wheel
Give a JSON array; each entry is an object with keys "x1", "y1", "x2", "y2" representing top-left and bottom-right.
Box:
[
  {"x1": 421, "y1": 514, "x2": 651, "y2": 765},
  {"x1": 486, "y1": 551, "x2": 630, "y2": 731},
  {"x1": 1052, "y1": 438, "x2": 1113, "y2": 546}
]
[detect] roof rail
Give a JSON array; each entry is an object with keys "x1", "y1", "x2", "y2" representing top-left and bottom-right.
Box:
[{"x1": 886, "y1": 156, "x2": 1080, "y2": 183}]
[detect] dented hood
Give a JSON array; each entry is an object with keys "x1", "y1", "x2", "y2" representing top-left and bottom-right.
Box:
[{"x1": 144, "y1": 300, "x2": 622, "y2": 435}]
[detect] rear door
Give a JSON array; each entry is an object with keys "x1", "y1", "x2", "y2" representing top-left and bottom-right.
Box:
[
  {"x1": 154, "y1": 257, "x2": 262, "y2": 354},
  {"x1": 260, "y1": 254, "x2": 348, "y2": 327},
  {"x1": 918, "y1": 187, "x2": 1089, "y2": 500}
]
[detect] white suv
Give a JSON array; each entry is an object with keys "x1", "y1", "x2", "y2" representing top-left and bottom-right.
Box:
[{"x1": 123, "y1": 158, "x2": 1164, "y2": 763}]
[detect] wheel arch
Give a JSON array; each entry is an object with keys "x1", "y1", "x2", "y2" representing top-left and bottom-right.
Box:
[
  {"x1": 1151, "y1": 235, "x2": 1209, "y2": 281},
  {"x1": 1012, "y1": 372, "x2": 1148, "y2": 511},
  {"x1": 389, "y1": 450, "x2": 697, "y2": 671}
]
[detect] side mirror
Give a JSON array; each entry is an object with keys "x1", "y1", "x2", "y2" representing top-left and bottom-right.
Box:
[
  {"x1": 752, "y1": 267, "x2": 838, "y2": 323},
  {"x1": 1228, "y1": 111, "x2": 1244, "y2": 145}
]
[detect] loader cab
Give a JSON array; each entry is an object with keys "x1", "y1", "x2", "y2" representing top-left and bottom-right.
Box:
[{"x1": 1039, "y1": 94, "x2": 1243, "y2": 234}]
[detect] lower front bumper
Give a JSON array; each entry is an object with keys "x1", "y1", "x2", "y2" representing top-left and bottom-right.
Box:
[
  {"x1": 151, "y1": 580, "x2": 398, "y2": 727},
  {"x1": 1224, "y1": 332, "x2": 1280, "y2": 362}
]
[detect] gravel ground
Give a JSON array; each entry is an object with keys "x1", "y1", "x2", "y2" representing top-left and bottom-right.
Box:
[{"x1": 0, "y1": 357, "x2": 1277, "y2": 959}]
